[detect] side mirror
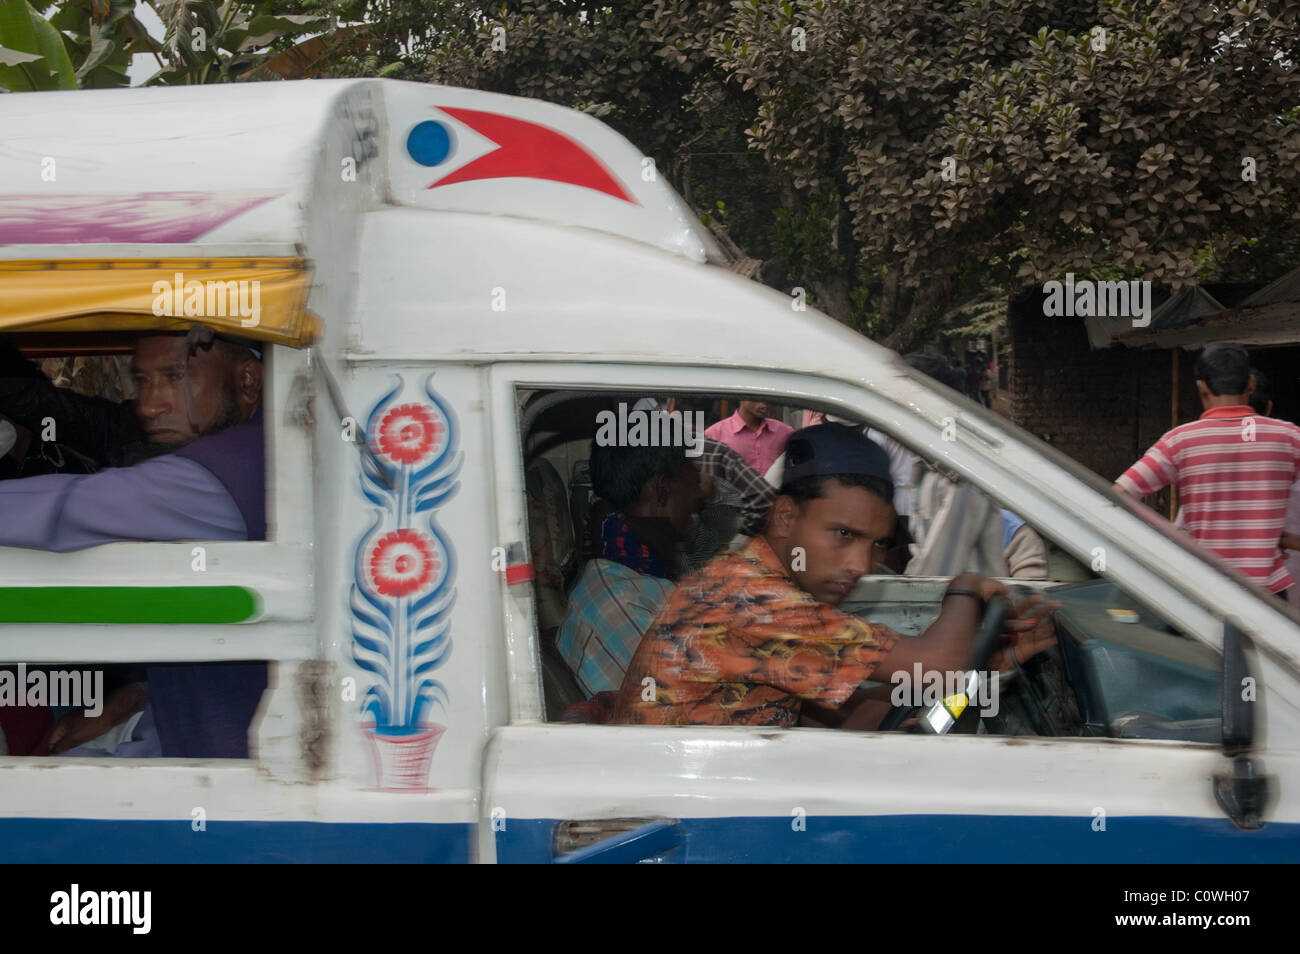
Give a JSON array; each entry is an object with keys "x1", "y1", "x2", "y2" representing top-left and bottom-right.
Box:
[
  {"x1": 1213, "y1": 620, "x2": 1273, "y2": 830},
  {"x1": 1221, "y1": 618, "x2": 1254, "y2": 753}
]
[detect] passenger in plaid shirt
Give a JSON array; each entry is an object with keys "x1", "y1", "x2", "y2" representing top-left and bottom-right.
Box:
[
  {"x1": 697, "y1": 438, "x2": 775, "y2": 538},
  {"x1": 558, "y1": 439, "x2": 707, "y2": 696}
]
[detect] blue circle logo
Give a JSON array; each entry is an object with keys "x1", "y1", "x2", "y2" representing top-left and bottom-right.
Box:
[{"x1": 406, "y1": 120, "x2": 453, "y2": 167}]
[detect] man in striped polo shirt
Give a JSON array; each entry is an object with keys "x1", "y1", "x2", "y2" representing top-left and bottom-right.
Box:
[{"x1": 1115, "y1": 343, "x2": 1300, "y2": 598}]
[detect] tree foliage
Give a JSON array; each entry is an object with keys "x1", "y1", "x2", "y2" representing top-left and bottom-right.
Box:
[
  {"x1": 2, "y1": 0, "x2": 335, "y2": 89},
  {"x1": 55, "y1": 0, "x2": 158, "y2": 88},
  {"x1": 137, "y1": 1, "x2": 333, "y2": 84},
  {"x1": 717, "y1": 0, "x2": 1300, "y2": 348},
  {"x1": 0, "y1": 0, "x2": 80, "y2": 90},
  {"x1": 400, "y1": 0, "x2": 1299, "y2": 350}
]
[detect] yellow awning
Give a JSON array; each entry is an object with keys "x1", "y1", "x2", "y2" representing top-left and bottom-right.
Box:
[{"x1": 0, "y1": 258, "x2": 319, "y2": 347}]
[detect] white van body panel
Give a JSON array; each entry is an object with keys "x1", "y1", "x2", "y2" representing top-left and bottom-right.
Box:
[
  {"x1": 0, "y1": 78, "x2": 717, "y2": 265},
  {"x1": 483, "y1": 725, "x2": 1300, "y2": 862}
]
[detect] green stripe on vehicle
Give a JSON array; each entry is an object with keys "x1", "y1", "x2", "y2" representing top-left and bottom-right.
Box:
[{"x1": 0, "y1": 587, "x2": 259, "y2": 624}]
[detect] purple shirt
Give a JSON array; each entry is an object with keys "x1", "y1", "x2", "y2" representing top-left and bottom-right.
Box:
[
  {"x1": 0, "y1": 417, "x2": 266, "y2": 759},
  {"x1": 704, "y1": 411, "x2": 794, "y2": 477},
  {"x1": 0, "y1": 455, "x2": 246, "y2": 551}
]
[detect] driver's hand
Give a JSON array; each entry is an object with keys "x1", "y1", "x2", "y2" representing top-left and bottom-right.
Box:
[
  {"x1": 949, "y1": 572, "x2": 1008, "y2": 605},
  {"x1": 989, "y1": 595, "x2": 1059, "y2": 671}
]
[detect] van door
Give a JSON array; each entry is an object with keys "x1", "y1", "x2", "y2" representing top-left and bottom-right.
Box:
[
  {"x1": 486, "y1": 723, "x2": 1300, "y2": 863},
  {"x1": 479, "y1": 363, "x2": 1300, "y2": 863}
]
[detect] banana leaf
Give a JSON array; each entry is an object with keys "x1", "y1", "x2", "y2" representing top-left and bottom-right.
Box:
[{"x1": 0, "y1": 0, "x2": 76, "y2": 90}]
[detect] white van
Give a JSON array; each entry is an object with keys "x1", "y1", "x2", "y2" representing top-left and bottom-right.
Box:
[{"x1": 0, "y1": 78, "x2": 1297, "y2": 863}]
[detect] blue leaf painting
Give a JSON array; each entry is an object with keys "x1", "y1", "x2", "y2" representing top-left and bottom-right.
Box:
[{"x1": 349, "y1": 373, "x2": 463, "y2": 734}]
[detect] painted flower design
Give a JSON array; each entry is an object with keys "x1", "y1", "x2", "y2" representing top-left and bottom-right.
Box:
[
  {"x1": 368, "y1": 529, "x2": 438, "y2": 598},
  {"x1": 376, "y1": 403, "x2": 442, "y2": 466}
]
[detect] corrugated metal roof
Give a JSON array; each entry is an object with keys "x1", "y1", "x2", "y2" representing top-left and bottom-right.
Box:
[
  {"x1": 1093, "y1": 269, "x2": 1300, "y2": 350},
  {"x1": 1115, "y1": 305, "x2": 1300, "y2": 349},
  {"x1": 1237, "y1": 264, "x2": 1300, "y2": 309}
]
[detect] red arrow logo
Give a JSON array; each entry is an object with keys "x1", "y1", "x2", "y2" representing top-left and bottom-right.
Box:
[{"x1": 430, "y1": 106, "x2": 638, "y2": 204}]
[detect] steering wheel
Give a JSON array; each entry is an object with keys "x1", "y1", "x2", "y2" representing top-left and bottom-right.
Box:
[{"x1": 877, "y1": 595, "x2": 1009, "y2": 733}]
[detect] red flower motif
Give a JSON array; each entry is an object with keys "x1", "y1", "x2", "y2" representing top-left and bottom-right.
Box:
[
  {"x1": 376, "y1": 404, "x2": 442, "y2": 466},
  {"x1": 368, "y1": 530, "x2": 439, "y2": 598}
]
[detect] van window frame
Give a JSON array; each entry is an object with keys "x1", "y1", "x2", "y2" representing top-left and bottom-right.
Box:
[
  {"x1": 493, "y1": 361, "x2": 1240, "y2": 731},
  {"x1": 0, "y1": 340, "x2": 316, "y2": 667}
]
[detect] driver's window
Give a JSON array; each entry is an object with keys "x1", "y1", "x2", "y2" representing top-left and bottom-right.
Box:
[{"x1": 521, "y1": 385, "x2": 1220, "y2": 746}]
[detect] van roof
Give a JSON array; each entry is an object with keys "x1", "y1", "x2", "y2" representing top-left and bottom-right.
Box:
[{"x1": 0, "y1": 78, "x2": 723, "y2": 265}]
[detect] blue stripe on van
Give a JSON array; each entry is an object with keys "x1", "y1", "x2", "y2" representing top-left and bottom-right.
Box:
[
  {"x1": 5, "y1": 813, "x2": 1297, "y2": 863},
  {"x1": 0, "y1": 819, "x2": 473, "y2": 864},
  {"x1": 500, "y1": 814, "x2": 1300, "y2": 864}
]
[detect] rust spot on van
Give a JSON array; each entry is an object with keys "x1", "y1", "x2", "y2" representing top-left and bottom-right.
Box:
[
  {"x1": 298, "y1": 660, "x2": 331, "y2": 777},
  {"x1": 1002, "y1": 738, "x2": 1029, "y2": 746}
]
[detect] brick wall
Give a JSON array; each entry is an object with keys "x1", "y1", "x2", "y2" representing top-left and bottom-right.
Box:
[{"x1": 1007, "y1": 289, "x2": 1199, "y2": 514}]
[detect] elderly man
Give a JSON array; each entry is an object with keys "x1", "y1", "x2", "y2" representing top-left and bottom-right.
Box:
[
  {"x1": 0, "y1": 328, "x2": 264, "y2": 548},
  {"x1": 0, "y1": 327, "x2": 267, "y2": 759},
  {"x1": 613, "y1": 423, "x2": 1057, "y2": 728}
]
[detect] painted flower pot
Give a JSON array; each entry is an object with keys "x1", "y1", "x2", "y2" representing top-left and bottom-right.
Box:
[{"x1": 363, "y1": 722, "x2": 447, "y2": 792}]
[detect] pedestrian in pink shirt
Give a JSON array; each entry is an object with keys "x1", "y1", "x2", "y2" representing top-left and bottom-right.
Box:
[{"x1": 705, "y1": 400, "x2": 794, "y2": 477}]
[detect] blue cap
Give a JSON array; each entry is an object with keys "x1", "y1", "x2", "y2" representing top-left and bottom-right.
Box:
[{"x1": 781, "y1": 422, "x2": 894, "y2": 499}]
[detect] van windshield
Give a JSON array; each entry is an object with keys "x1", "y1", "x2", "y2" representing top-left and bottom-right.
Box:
[{"x1": 896, "y1": 355, "x2": 1300, "y2": 624}]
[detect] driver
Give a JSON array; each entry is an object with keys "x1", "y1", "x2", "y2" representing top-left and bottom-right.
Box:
[{"x1": 611, "y1": 423, "x2": 1058, "y2": 728}]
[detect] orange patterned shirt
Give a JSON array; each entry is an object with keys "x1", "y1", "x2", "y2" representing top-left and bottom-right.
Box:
[{"x1": 611, "y1": 536, "x2": 901, "y2": 726}]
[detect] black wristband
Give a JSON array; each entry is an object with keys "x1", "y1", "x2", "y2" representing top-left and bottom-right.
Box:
[{"x1": 943, "y1": 588, "x2": 985, "y2": 604}]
